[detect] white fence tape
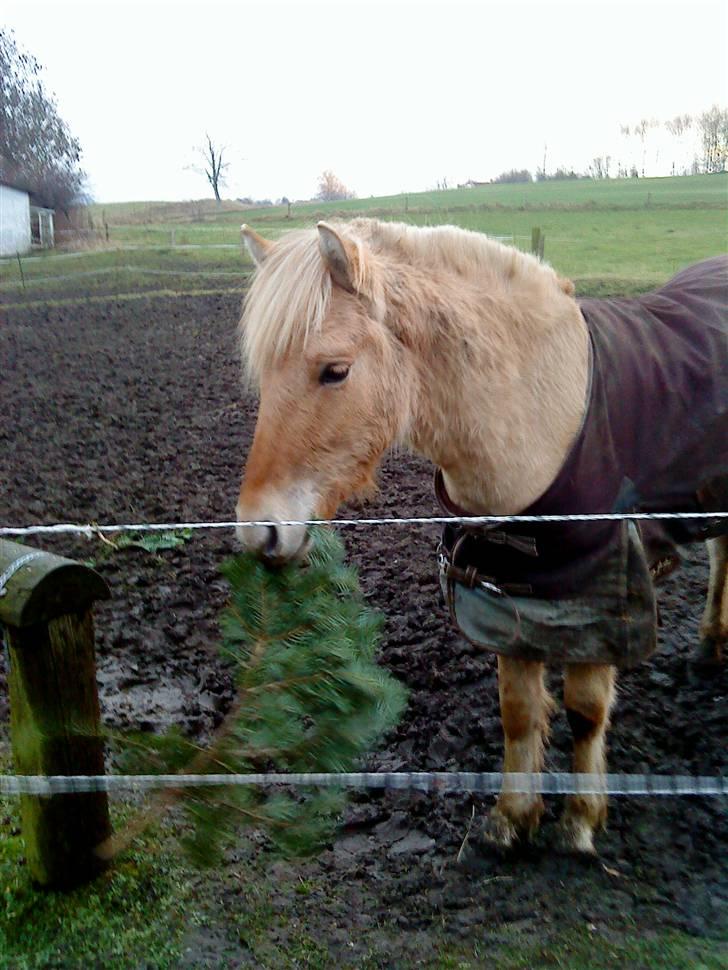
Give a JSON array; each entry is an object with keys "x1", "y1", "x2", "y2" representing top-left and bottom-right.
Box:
[{"x1": 0, "y1": 771, "x2": 725, "y2": 798}]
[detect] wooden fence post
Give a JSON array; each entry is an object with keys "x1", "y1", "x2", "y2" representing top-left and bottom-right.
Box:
[
  {"x1": 16, "y1": 253, "x2": 26, "y2": 290},
  {"x1": 0, "y1": 539, "x2": 112, "y2": 889},
  {"x1": 531, "y1": 226, "x2": 545, "y2": 261}
]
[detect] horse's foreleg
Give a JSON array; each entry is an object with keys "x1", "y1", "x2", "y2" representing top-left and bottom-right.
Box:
[
  {"x1": 486, "y1": 656, "x2": 553, "y2": 849},
  {"x1": 561, "y1": 662, "x2": 616, "y2": 854},
  {"x1": 698, "y1": 535, "x2": 728, "y2": 665}
]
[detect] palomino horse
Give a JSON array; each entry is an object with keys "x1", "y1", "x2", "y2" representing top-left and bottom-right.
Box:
[{"x1": 236, "y1": 218, "x2": 727, "y2": 854}]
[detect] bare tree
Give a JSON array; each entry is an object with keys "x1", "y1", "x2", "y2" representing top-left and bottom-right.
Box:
[
  {"x1": 665, "y1": 114, "x2": 693, "y2": 175},
  {"x1": 191, "y1": 134, "x2": 230, "y2": 203},
  {"x1": 0, "y1": 28, "x2": 86, "y2": 211},
  {"x1": 697, "y1": 105, "x2": 728, "y2": 174},
  {"x1": 589, "y1": 156, "x2": 611, "y2": 179},
  {"x1": 620, "y1": 118, "x2": 659, "y2": 177},
  {"x1": 316, "y1": 170, "x2": 355, "y2": 201},
  {"x1": 619, "y1": 125, "x2": 638, "y2": 176},
  {"x1": 633, "y1": 119, "x2": 651, "y2": 177},
  {"x1": 665, "y1": 114, "x2": 692, "y2": 138}
]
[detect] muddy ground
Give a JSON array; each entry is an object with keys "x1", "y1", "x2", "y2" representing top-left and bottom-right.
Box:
[{"x1": 0, "y1": 293, "x2": 725, "y2": 966}]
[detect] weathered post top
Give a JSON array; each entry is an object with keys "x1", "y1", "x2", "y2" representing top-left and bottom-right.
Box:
[
  {"x1": 1, "y1": 537, "x2": 112, "y2": 889},
  {"x1": 0, "y1": 538, "x2": 109, "y2": 629}
]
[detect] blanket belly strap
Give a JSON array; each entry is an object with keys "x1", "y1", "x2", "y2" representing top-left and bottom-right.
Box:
[
  {"x1": 440, "y1": 521, "x2": 658, "y2": 668},
  {"x1": 440, "y1": 559, "x2": 533, "y2": 598}
]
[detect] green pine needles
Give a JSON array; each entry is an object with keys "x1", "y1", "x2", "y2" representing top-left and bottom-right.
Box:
[{"x1": 117, "y1": 527, "x2": 408, "y2": 863}]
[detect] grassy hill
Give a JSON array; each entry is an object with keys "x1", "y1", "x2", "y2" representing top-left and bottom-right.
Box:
[
  {"x1": 89, "y1": 173, "x2": 728, "y2": 280},
  {"x1": 3, "y1": 174, "x2": 726, "y2": 307},
  {"x1": 92, "y1": 173, "x2": 728, "y2": 223}
]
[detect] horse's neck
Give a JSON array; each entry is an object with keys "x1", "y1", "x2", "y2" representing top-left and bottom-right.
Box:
[{"x1": 405, "y1": 272, "x2": 590, "y2": 514}]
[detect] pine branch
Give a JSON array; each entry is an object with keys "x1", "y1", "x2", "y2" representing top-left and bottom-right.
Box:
[{"x1": 101, "y1": 528, "x2": 407, "y2": 863}]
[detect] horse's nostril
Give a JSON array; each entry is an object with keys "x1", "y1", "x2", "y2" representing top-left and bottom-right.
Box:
[{"x1": 264, "y1": 525, "x2": 278, "y2": 557}]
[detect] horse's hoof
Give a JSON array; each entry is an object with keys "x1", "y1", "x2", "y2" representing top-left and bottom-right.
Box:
[
  {"x1": 558, "y1": 815, "x2": 598, "y2": 856},
  {"x1": 482, "y1": 807, "x2": 526, "y2": 852},
  {"x1": 693, "y1": 636, "x2": 724, "y2": 668}
]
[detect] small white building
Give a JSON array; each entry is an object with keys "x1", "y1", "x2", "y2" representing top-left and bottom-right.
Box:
[
  {"x1": 0, "y1": 181, "x2": 55, "y2": 256},
  {"x1": 0, "y1": 182, "x2": 31, "y2": 256}
]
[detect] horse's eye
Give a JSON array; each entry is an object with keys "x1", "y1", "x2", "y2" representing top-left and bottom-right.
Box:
[{"x1": 319, "y1": 364, "x2": 350, "y2": 385}]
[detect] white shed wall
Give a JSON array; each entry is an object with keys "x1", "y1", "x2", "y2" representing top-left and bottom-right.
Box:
[{"x1": 0, "y1": 184, "x2": 32, "y2": 256}]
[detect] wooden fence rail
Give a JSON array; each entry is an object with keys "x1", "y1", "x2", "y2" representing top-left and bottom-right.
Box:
[{"x1": 0, "y1": 538, "x2": 111, "y2": 889}]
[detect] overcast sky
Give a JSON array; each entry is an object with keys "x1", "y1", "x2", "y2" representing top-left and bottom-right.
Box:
[{"x1": 3, "y1": 0, "x2": 727, "y2": 203}]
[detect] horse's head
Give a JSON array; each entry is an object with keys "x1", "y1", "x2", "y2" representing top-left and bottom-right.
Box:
[{"x1": 236, "y1": 222, "x2": 415, "y2": 564}]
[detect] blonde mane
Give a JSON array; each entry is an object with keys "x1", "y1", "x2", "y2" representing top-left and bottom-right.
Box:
[{"x1": 241, "y1": 218, "x2": 561, "y2": 381}]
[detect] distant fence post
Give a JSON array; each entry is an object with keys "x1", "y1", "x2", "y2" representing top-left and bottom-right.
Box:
[
  {"x1": 0, "y1": 539, "x2": 112, "y2": 889},
  {"x1": 531, "y1": 226, "x2": 545, "y2": 260},
  {"x1": 15, "y1": 253, "x2": 26, "y2": 290}
]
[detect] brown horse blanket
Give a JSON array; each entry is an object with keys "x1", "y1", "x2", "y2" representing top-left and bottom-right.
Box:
[{"x1": 439, "y1": 255, "x2": 728, "y2": 666}]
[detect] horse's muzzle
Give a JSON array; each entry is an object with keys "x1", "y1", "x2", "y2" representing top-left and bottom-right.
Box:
[{"x1": 235, "y1": 514, "x2": 311, "y2": 566}]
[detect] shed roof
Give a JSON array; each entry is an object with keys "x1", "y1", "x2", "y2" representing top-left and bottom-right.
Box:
[{"x1": 0, "y1": 178, "x2": 30, "y2": 196}]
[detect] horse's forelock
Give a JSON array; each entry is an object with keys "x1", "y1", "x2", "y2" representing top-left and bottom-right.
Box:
[{"x1": 241, "y1": 230, "x2": 333, "y2": 381}]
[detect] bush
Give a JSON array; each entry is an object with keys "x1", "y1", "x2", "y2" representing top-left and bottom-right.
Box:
[{"x1": 491, "y1": 169, "x2": 533, "y2": 184}]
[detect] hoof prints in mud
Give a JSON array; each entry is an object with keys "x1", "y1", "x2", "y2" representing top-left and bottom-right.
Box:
[{"x1": 0, "y1": 295, "x2": 725, "y2": 947}]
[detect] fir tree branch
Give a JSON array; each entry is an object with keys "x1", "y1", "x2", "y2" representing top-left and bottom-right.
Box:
[
  {"x1": 212, "y1": 799, "x2": 298, "y2": 830},
  {"x1": 96, "y1": 689, "x2": 252, "y2": 860},
  {"x1": 99, "y1": 529, "x2": 407, "y2": 863}
]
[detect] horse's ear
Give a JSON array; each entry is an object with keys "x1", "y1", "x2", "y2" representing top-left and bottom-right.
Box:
[
  {"x1": 557, "y1": 275, "x2": 575, "y2": 297},
  {"x1": 317, "y1": 222, "x2": 359, "y2": 293},
  {"x1": 241, "y1": 225, "x2": 273, "y2": 266}
]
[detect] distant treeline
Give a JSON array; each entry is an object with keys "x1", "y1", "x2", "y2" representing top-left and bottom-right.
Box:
[
  {"x1": 489, "y1": 166, "x2": 638, "y2": 184},
  {"x1": 471, "y1": 105, "x2": 728, "y2": 187}
]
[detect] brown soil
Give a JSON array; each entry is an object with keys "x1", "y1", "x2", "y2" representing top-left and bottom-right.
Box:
[{"x1": 0, "y1": 294, "x2": 725, "y2": 966}]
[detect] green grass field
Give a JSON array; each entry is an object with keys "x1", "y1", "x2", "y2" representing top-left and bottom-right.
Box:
[
  {"x1": 1, "y1": 173, "x2": 726, "y2": 305},
  {"x1": 2, "y1": 768, "x2": 725, "y2": 970},
  {"x1": 2, "y1": 782, "x2": 725, "y2": 969}
]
